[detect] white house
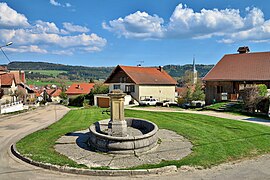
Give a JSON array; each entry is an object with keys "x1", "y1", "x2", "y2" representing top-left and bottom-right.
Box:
[{"x1": 104, "y1": 65, "x2": 177, "y2": 103}]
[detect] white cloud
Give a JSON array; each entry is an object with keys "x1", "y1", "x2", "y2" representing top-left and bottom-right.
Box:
[
  {"x1": 1, "y1": 29, "x2": 106, "y2": 49},
  {"x1": 52, "y1": 49, "x2": 73, "y2": 55},
  {"x1": 103, "y1": 11, "x2": 164, "y2": 39},
  {"x1": 103, "y1": 3, "x2": 270, "y2": 43},
  {"x1": 49, "y1": 0, "x2": 72, "y2": 8},
  {"x1": 167, "y1": 4, "x2": 245, "y2": 38},
  {"x1": 50, "y1": 0, "x2": 61, "y2": 6},
  {"x1": 0, "y1": 3, "x2": 106, "y2": 55},
  {"x1": 63, "y1": 22, "x2": 90, "y2": 33},
  {"x1": 0, "y1": 3, "x2": 29, "y2": 28},
  {"x1": 6, "y1": 45, "x2": 48, "y2": 54},
  {"x1": 33, "y1": 20, "x2": 61, "y2": 34}
]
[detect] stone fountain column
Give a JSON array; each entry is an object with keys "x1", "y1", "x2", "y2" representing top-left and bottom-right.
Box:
[{"x1": 108, "y1": 90, "x2": 127, "y2": 137}]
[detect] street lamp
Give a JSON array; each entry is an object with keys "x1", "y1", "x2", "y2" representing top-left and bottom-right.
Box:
[
  {"x1": 0, "y1": 42, "x2": 13, "y2": 63},
  {"x1": 0, "y1": 42, "x2": 12, "y2": 48}
]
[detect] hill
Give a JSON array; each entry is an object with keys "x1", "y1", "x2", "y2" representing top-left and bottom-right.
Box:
[{"x1": 6, "y1": 61, "x2": 214, "y2": 82}]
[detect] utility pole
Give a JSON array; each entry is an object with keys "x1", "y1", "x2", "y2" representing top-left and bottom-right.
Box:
[{"x1": 0, "y1": 42, "x2": 12, "y2": 63}]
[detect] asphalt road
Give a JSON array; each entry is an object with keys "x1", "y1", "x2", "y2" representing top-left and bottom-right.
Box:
[{"x1": 0, "y1": 105, "x2": 269, "y2": 180}]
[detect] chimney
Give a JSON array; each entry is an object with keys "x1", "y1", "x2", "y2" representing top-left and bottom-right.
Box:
[
  {"x1": 237, "y1": 46, "x2": 250, "y2": 54},
  {"x1": 20, "y1": 70, "x2": 26, "y2": 83},
  {"x1": 158, "y1": 66, "x2": 163, "y2": 72},
  {"x1": 76, "y1": 85, "x2": 80, "y2": 89}
]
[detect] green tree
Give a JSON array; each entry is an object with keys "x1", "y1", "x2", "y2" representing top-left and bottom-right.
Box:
[
  {"x1": 257, "y1": 84, "x2": 268, "y2": 97},
  {"x1": 184, "y1": 87, "x2": 193, "y2": 103},
  {"x1": 87, "y1": 83, "x2": 109, "y2": 105},
  {"x1": 192, "y1": 83, "x2": 205, "y2": 101},
  {"x1": 59, "y1": 92, "x2": 68, "y2": 100}
]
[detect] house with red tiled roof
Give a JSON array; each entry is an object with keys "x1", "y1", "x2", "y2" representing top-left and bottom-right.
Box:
[
  {"x1": 104, "y1": 65, "x2": 177, "y2": 102},
  {"x1": 51, "y1": 89, "x2": 62, "y2": 102},
  {"x1": 65, "y1": 83, "x2": 95, "y2": 98},
  {"x1": 0, "y1": 73, "x2": 16, "y2": 94},
  {"x1": 203, "y1": 47, "x2": 270, "y2": 104},
  {"x1": 0, "y1": 66, "x2": 35, "y2": 103}
]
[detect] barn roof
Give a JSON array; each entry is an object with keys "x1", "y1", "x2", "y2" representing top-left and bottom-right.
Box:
[{"x1": 203, "y1": 52, "x2": 270, "y2": 81}]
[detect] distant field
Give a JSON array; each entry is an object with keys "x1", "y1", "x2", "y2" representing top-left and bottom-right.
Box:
[
  {"x1": 28, "y1": 70, "x2": 67, "y2": 77},
  {"x1": 27, "y1": 79, "x2": 73, "y2": 86}
]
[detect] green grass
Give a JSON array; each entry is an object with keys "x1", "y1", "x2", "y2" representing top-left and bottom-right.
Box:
[
  {"x1": 28, "y1": 70, "x2": 67, "y2": 77},
  {"x1": 203, "y1": 102, "x2": 270, "y2": 120},
  {"x1": 27, "y1": 79, "x2": 73, "y2": 86},
  {"x1": 16, "y1": 108, "x2": 270, "y2": 169},
  {"x1": 203, "y1": 102, "x2": 228, "y2": 111}
]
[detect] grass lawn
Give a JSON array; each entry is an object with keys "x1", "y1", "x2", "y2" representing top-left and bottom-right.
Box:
[
  {"x1": 28, "y1": 70, "x2": 68, "y2": 77},
  {"x1": 203, "y1": 102, "x2": 228, "y2": 111},
  {"x1": 203, "y1": 102, "x2": 270, "y2": 120},
  {"x1": 27, "y1": 79, "x2": 73, "y2": 86},
  {"x1": 16, "y1": 108, "x2": 270, "y2": 169}
]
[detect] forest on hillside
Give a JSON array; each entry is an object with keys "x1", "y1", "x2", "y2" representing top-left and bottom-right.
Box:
[{"x1": 5, "y1": 61, "x2": 214, "y2": 82}]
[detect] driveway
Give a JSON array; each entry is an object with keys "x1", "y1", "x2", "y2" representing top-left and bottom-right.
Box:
[
  {"x1": 128, "y1": 107, "x2": 270, "y2": 127},
  {"x1": 0, "y1": 105, "x2": 269, "y2": 180}
]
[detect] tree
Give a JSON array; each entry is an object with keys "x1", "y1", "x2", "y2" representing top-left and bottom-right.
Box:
[
  {"x1": 257, "y1": 84, "x2": 268, "y2": 97},
  {"x1": 240, "y1": 84, "x2": 267, "y2": 114},
  {"x1": 59, "y1": 92, "x2": 68, "y2": 100},
  {"x1": 192, "y1": 83, "x2": 205, "y2": 101},
  {"x1": 178, "y1": 70, "x2": 194, "y2": 87},
  {"x1": 13, "y1": 89, "x2": 26, "y2": 101},
  {"x1": 87, "y1": 83, "x2": 109, "y2": 105},
  {"x1": 184, "y1": 87, "x2": 193, "y2": 103}
]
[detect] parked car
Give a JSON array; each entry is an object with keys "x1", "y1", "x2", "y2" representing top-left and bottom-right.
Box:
[
  {"x1": 139, "y1": 98, "x2": 158, "y2": 106},
  {"x1": 181, "y1": 100, "x2": 205, "y2": 109},
  {"x1": 191, "y1": 100, "x2": 205, "y2": 107},
  {"x1": 156, "y1": 100, "x2": 178, "y2": 107}
]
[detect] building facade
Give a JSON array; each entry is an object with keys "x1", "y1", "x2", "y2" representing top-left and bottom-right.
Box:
[
  {"x1": 203, "y1": 47, "x2": 270, "y2": 104},
  {"x1": 105, "y1": 65, "x2": 177, "y2": 102}
]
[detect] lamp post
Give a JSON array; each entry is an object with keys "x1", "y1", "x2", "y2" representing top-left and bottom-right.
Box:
[
  {"x1": 0, "y1": 42, "x2": 13, "y2": 63},
  {"x1": 0, "y1": 42, "x2": 13, "y2": 113}
]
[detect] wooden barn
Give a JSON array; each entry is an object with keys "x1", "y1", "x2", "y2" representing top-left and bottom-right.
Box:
[{"x1": 203, "y1": 47, "x2": 270, "y2": 104}]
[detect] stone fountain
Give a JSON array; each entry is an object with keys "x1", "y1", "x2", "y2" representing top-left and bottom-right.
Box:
[{"x1": 88, "y1": 90, "x2": 158, "y2": 154}]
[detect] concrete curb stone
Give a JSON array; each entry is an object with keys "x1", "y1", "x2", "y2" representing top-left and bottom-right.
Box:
[{"x1": 11, "y1": 144, "x2": 177, "y2": 176}]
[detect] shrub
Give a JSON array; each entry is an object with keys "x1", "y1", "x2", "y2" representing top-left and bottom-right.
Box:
[
  {"x1": 68, "y1": 95, "x2": 85, "y2": 107},
  {"x1": 87, "y1": 84, "x2": 109, "y2": 105},
  {"x1": 257, "y1": 97, "x2": 269, "y2": 113},
  {"x1": 257, "y1": 84, "x2": 268, "y2": 97},
  {"x1": 240, "y1": 85, "x2": 268, "y2": 114}
]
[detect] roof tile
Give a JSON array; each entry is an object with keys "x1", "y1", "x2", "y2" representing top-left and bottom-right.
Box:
[
  {"x1": 203, "y1": 52, "x2": 270, "y2": 81},
  {"x1": 66, "y1": 83, "x2": 95, "y2": 95},
  {"x1": 105, "y1": 65, "x2": 177, "y2": 85}
]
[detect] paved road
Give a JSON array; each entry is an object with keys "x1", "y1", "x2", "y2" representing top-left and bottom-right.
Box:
[{"x1": 0, "y1": 105, "x2": 269, "y2": 180}]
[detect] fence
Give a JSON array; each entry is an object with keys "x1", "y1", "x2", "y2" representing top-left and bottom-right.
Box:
[{"x1": 0, "y1": 101, "x2": 24, "y2": 114}]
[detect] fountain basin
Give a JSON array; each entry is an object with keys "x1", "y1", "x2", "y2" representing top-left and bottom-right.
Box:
[{"x1": 88, "y1": 118, "x2": 158, "y2": 154}]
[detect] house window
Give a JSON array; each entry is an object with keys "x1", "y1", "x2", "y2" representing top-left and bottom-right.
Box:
[
  {"x1": 119, "y1": 77, "x2": 127, "y2": 83},
  {"x1": 113, "y1": 84, "x2": 120, "y2": 90},
  {"x1": 125, "y1": 85, "x2": 135, "y2": 92},
  {"x1": 217, "y1": 86, "x2": 223, "y2": 93}
]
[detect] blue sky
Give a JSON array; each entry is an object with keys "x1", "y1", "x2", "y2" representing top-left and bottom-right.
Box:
[{"x1": 0, "y1": 0, "x2": 270, "y2": 67}]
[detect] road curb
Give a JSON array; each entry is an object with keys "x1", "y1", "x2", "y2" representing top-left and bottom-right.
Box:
[{"x1": 11, "y1": 144, "x2": 177, "y2": 176}]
